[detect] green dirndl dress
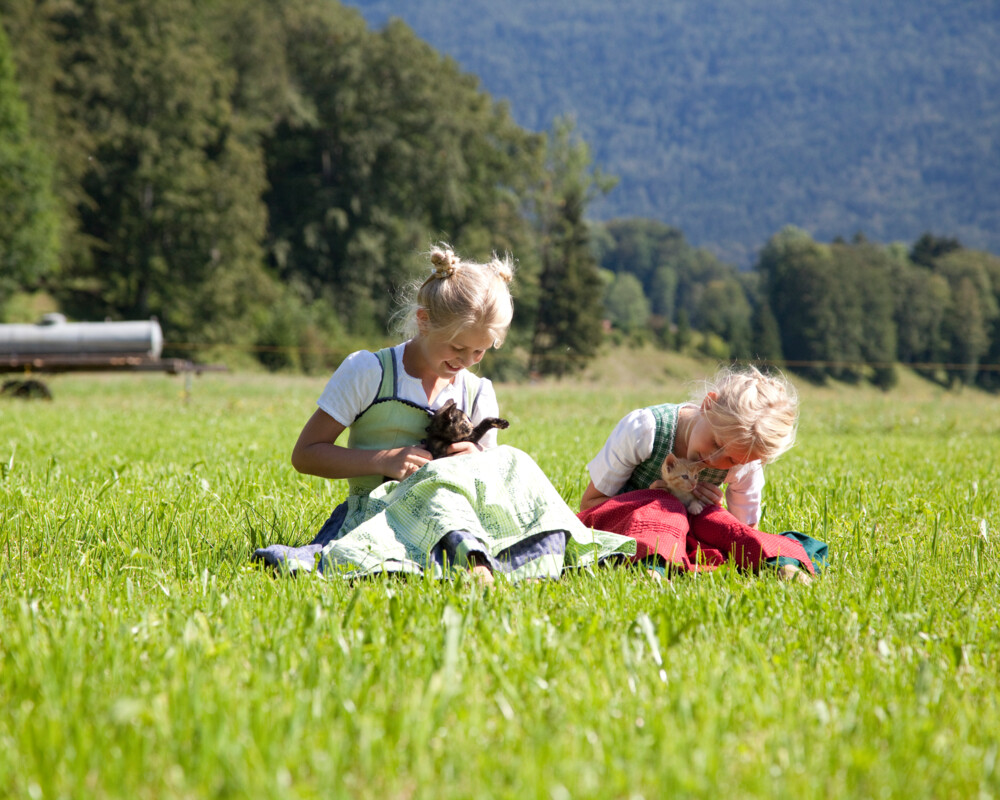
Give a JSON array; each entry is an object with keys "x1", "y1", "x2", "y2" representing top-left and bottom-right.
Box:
[
  {"x1": 256, "y1": 346, "x2": 635, "y2": 580},
  {"x1": 322, "y1": 444, "x2": 635, "y2": 582}
]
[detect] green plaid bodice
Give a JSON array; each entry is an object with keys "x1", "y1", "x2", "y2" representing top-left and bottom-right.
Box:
[{"x1": 620, "y1": 403, "x2": 727, "y2": 494}]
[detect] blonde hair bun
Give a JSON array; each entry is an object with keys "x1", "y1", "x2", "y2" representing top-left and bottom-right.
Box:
[
  {"x1": 392, "y1": 243, "x2": 516, "y2": 346},
  {"x1": 488, "y1": 255, "x2": 514, "y2": 285},
  {"x1": 430, "y1": 246, "x2": 459, "y2": 279}
]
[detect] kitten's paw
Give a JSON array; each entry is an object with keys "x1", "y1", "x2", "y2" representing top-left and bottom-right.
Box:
[{"x1": 688, "y1": 500, "x2": 705, "y2": 515}]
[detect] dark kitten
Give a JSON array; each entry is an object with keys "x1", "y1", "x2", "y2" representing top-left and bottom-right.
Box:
[{"x1": 423, "y1": 399, "x2": 509, "y2": 459}]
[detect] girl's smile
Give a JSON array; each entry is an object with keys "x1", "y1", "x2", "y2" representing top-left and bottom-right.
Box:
[{"x1": 412, "y1": 324, "x2": 495, "y2": 381}]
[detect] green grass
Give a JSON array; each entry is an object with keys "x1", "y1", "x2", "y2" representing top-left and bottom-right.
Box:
[{"x1": 2, "y1": 355, "x2": 999, "y2": 799}]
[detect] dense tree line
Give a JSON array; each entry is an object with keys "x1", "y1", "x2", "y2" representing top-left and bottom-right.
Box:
[
  {"x1": 595, "y1": 220, "x2": 1000, "y2": 391},
  {"x1": 0, "y1": 0, "x2": 613, "y2": 376},
  {"x1": 592, "y1": 219, "x2": 757, "y2": 360},
  {"x1": 0, "y1": 22, "x2": 57, "y2": 300},
  {"x1": 759, "y1": 229, "x2": 1000, "y2": 390}
]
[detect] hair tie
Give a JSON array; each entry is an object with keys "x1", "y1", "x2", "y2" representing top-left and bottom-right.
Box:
[
  {"x1": 430, "y1": 248, "x2": 458, "y2": 279},
  {"x1": 490, "y1": 258, "x2": 514, "y2": 285}
]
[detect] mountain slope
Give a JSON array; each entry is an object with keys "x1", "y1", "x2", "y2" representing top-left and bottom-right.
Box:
[{"x1": 344, "y1": 0, "x2": 1000, "y2": 265}]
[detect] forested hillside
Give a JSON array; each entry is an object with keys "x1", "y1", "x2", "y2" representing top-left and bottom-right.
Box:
[
  {"x1": 0, "y1": 0, "x2": 610, "y2": 378},
  {"x1": 4, "y1": 1, "x2": 1000, "y2": 391},
  {"x1": 346, "y1": 0, "x2": 1000, "y2": 265}
]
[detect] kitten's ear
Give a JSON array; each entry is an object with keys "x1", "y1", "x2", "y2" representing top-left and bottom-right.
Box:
[
  {"x1": 440, "y1": 399, "x2": 456, "y2": 412},
  {"x1": 665, "y1": 453, "x2": 677, "y2": 467}
]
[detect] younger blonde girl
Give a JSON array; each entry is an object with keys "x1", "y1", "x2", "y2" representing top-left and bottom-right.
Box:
[{"x1": 578, "y1": 366, "x2": 825, "y2": 578}]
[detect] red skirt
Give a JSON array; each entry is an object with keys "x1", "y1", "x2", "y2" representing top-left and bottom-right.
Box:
[{"x1": 577, "y1": 490, "x2": 816, "y2": 574}]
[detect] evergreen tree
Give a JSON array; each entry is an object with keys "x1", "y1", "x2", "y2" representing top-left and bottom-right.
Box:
[
  {"x1": 839, "y1": 240, "x2": 897, "y2": 389},
  {"x1": 0, "y1": 21, "x2": 58, "y2": 307},
  {"x1": 649, "y1": 264, "x2": 679, "y2": 328},
  {"x1": 910, "y1": 232, "x2": 962, "y2": 269},
  {"x1": 945, "y1": 277, "x2": 988, "y2": 386},
  {"x1": 760, "y1": 231, "x2": 898, "y2": 387},
  {"x1": 530, "y1": 121, "x2": 611, "y2": 376},
  {"x1": 974, "y1": 251, "x2": 1000, "y2": 390},
  {"x1": 1, "y1": 0, "x2": 73, "y2": 277},
  {"x1": 674, "y1": 308, "x2": 691, "y2": 352},
  {"x1": 593, "y1": 217, "x2": 742, "y2": 345},
  {"x1": 889, "y1": 256, "x2": 949, "y2": 373},
  {"x1": 593, "y1": 218, "x2": 686, "y2": 319},
  {"x1": 696, "y1": 278, "x2": 753, "y2": 360},
  {"x1": 935, "y1": 249, "x2": 998, "y2": 386}
]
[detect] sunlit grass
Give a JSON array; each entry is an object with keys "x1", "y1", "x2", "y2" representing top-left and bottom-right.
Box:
[{"x1": 1, "y1": 359, "x2": 998, "y2": 799}]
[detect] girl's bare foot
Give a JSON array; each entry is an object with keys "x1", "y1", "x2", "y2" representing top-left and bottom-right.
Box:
[
  {"x1": 471, "y1": 564, "x2": 495, "y2": 585},
  {"x1": 777, "y1": 564, "x2": 813, "y2": 585},
  {"x1": 468, "y1": 554, "x2": 495, "y2": 586}
]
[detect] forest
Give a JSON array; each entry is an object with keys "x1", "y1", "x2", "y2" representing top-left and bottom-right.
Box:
[
  {"x1": 347, "y1": 0, "x2": 1000, "y2": 267},
  {"x1": 2, "y1": 0, "x2": 999, "y2": 390}
]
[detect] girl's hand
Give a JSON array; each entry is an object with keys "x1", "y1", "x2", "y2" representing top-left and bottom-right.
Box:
[
  {"x1": 694, "y1": 481, "x2": 723, "y2": 506},
  {"x1": 384, "y1": 446, "x2": 433, "y2": 480},
  {"x1": 444, "y1": 441, "x2": 483, "y2": 457}
]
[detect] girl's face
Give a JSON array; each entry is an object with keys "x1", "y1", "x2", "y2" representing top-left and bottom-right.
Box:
[
  {"x1": 417, "y1": 320, "x2": 495, "y2": 380},
  {"x1": 685, "y1": 393, "x2": 759, "y2": 470}
]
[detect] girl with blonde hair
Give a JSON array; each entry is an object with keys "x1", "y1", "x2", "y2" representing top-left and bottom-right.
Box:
[
  {"x1": 255, "y1": 245, "x2": 633, "y2": 582},
  {"x1": 578, "y1": 365, "x2": 826, "y2": 579}
]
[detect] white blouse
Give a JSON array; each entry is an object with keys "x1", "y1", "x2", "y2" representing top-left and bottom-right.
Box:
[
  {"x1": 586, "y1": 405, "x2": 765, "y2": 526},
  {"x1": 316, "y1": 342, "x2": 502, "y2": 449}
]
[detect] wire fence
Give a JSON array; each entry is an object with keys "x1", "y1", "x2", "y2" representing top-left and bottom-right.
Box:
[
  {"x1": 163, "y1": 341, "x2": 1000, "y2": 375},
  {"x1": 777, "y1": 359, "x2": 1000, "y2": 373}
]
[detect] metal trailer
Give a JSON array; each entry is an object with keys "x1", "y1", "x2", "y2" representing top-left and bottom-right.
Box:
[{"x1": 0, "y1": 314, "x2": 225, "y2": 398}]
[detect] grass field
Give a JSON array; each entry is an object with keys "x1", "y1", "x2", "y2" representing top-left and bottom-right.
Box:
[{"x1": 1, "y1": 348, "x2": 998, "y2": 799}]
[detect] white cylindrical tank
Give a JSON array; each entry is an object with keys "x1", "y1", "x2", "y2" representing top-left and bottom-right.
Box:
[{"x1": 0, "y1": 315, "x2": 163, "y2": 358}]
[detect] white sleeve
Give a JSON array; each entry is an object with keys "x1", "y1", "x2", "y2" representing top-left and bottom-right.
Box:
[
  {"x1": 723, "y1": 461, "x2": 765, "y2": 527},
  {"x1": 468, "y1": 376, "x2": 502, "y2": 449},
  {"x1": 316, "y1": 350, "x2": 381, "y2": 427},
  {"x1": 586, "y1": 408, "x2": 657, "y2": 497}
]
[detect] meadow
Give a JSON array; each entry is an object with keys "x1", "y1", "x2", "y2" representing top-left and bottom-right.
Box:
[{"x1": 1, "y1": 349, "x2": 998, "y2": 799}]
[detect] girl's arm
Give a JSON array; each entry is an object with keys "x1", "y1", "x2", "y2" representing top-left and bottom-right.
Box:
[
  {"x1": 720, "y1": 462, "x2": 764, "y2": 527},
  {"x1": 291, "y1": 409, "x2": 432, "y2": 481},
  {"x1": 580, "y1": 480, "x2": 611, "y2": 512},
  {"x1": 580, "y1": 409, "x2": 654, "y2": 512}
]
